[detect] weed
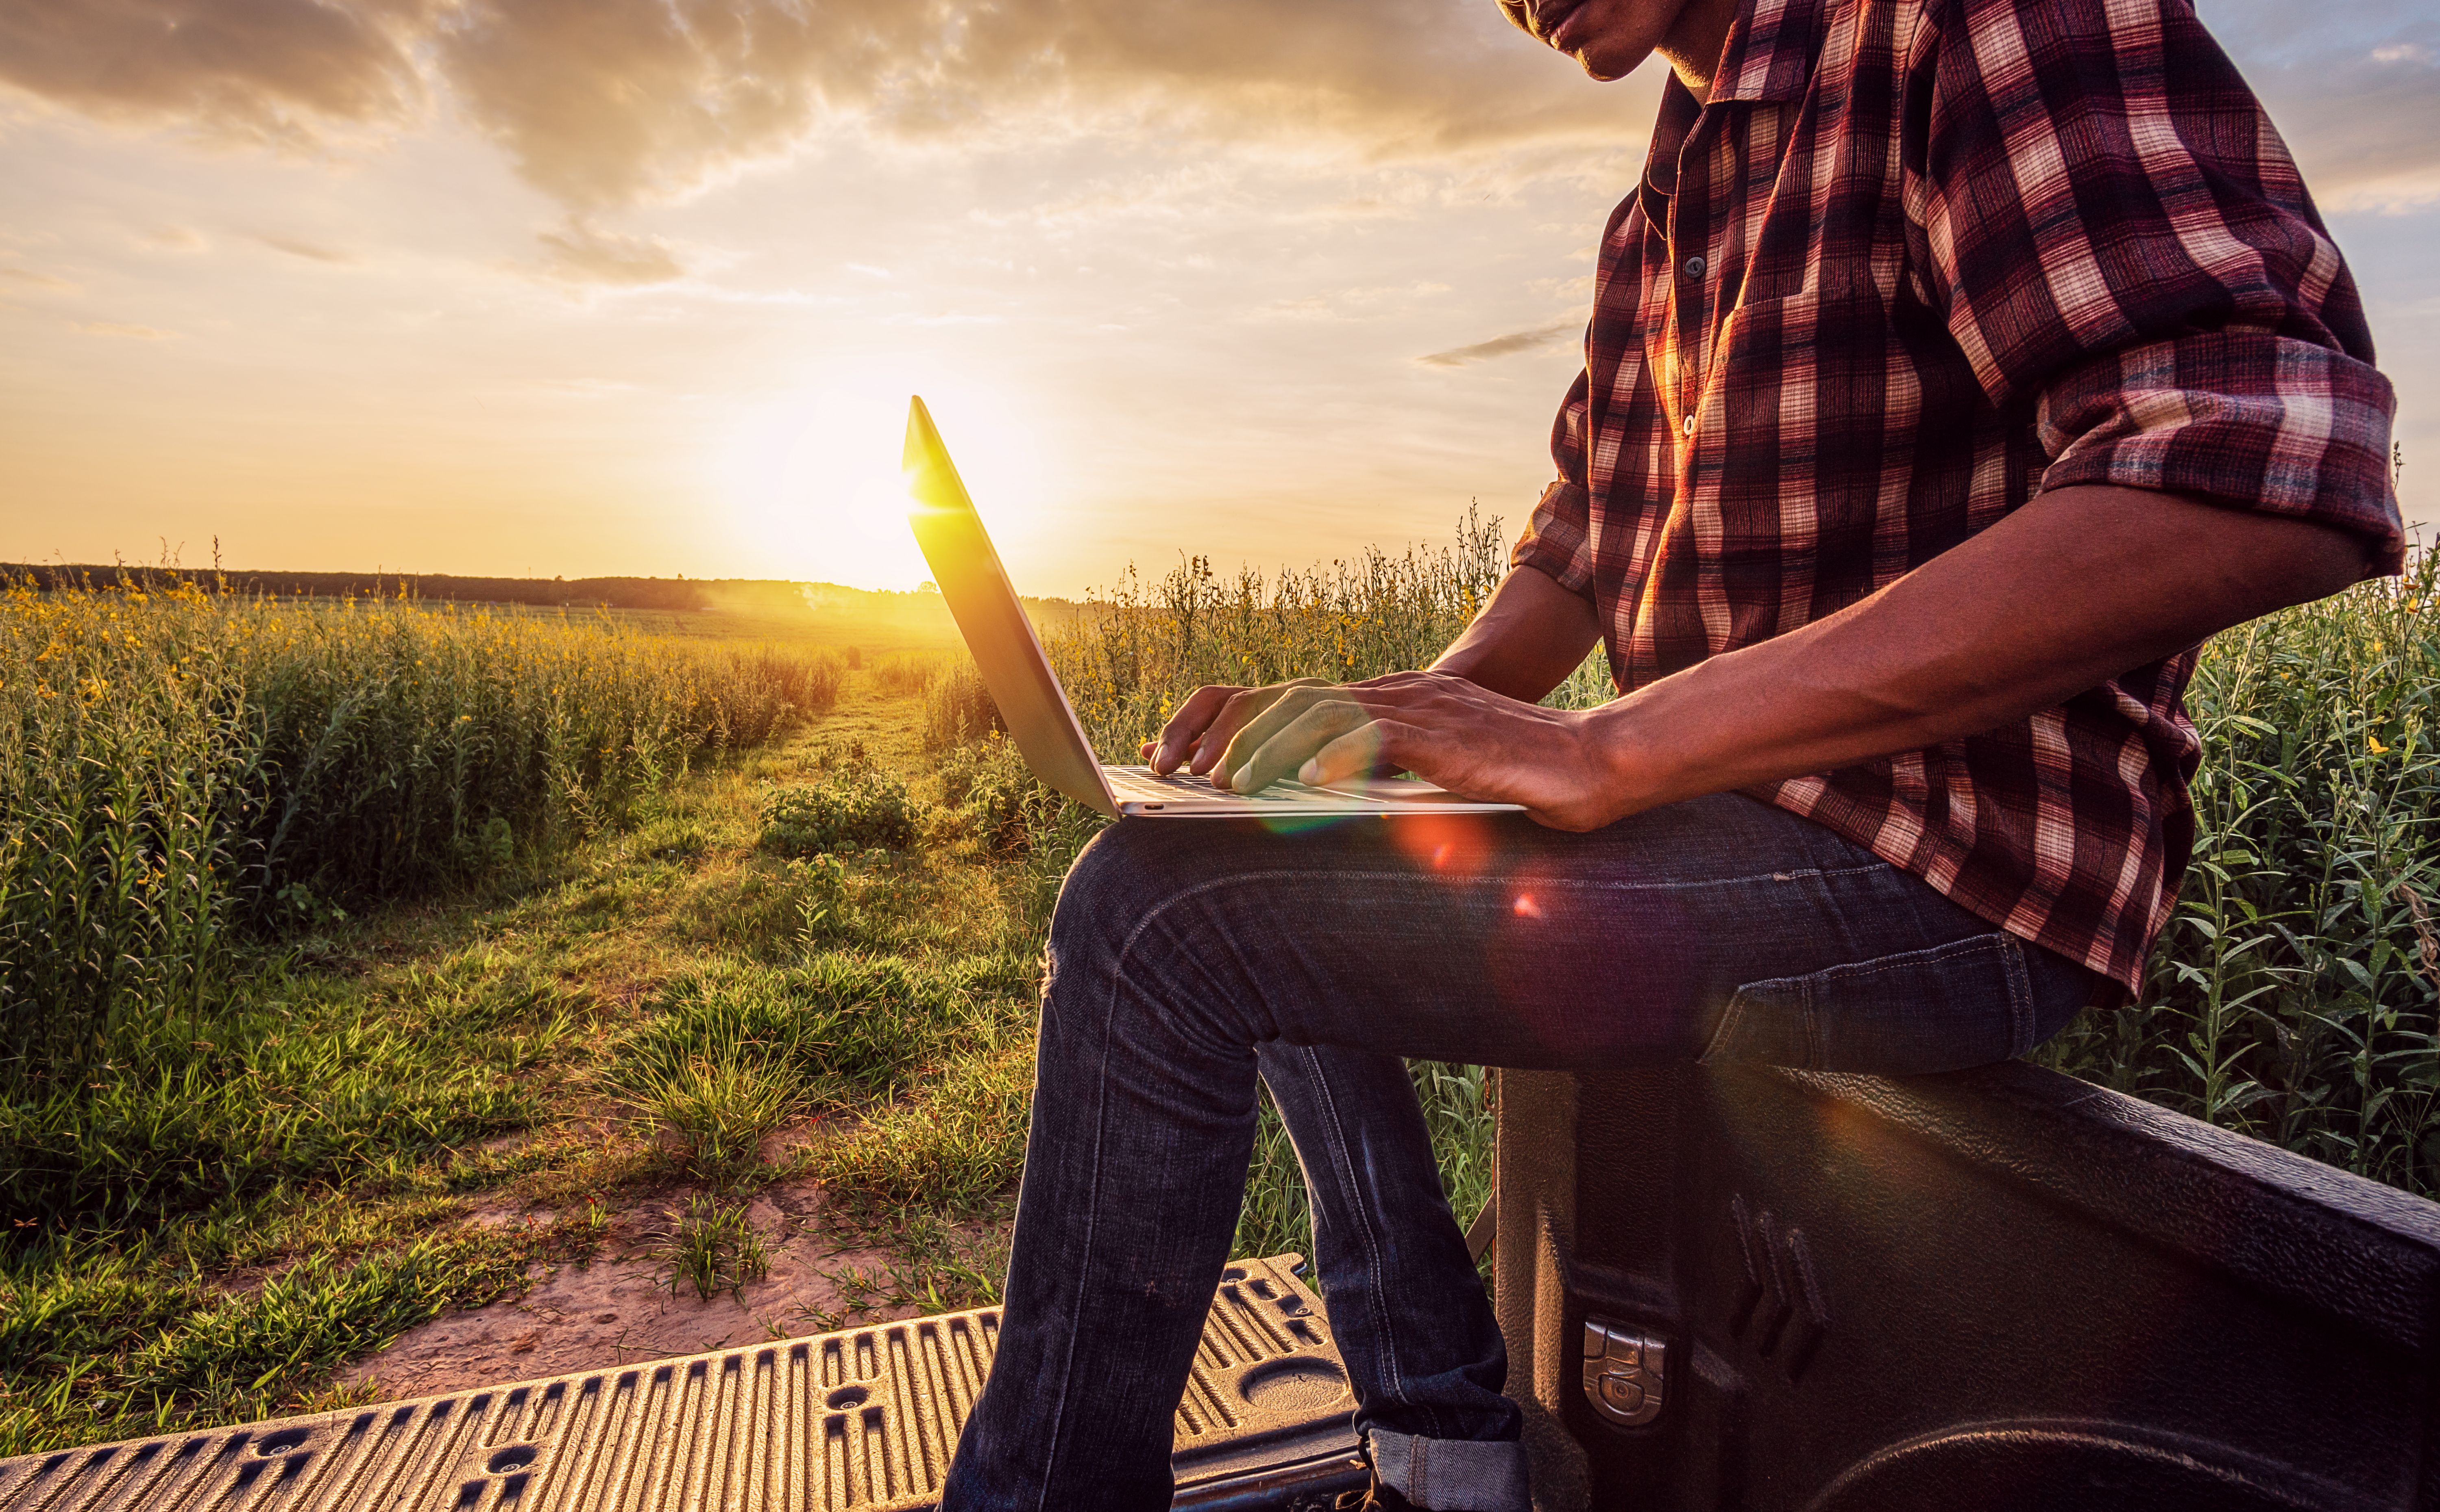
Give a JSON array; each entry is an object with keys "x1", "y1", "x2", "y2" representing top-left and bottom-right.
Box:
[
  {"x1": 809, "y1": 1042, "x2": 1035, "y2": 1213},
  {"x1": 870, "y1": 655, "x2": 941, "y2": 698},
  {"x1": 761, "y1": 772, "x2": 921, "y2": 855},
  {"x1": 922, "y1": 660, "x2": 1003, "y2": 751},
  {"x1": 788, "y1": 854, "x2": 856, "y2": 949},
  {"x1": 938, "y1": 735, "x2": 1061, "y2": 855},
  {"x1": 1, "y1": 964, "x2": 564, "y2": 1234},
  {"x1": 641, "y1": 1194, "x2": 771, "y2": 1301}
]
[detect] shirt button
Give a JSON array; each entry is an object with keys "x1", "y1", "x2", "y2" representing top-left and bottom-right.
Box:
[
  {"x1": 1683, "y1": 255, "x2": 1706, "y2": 279},
  {"x1": 1683, "y1": 413, "x2": 1697, "y2": 437}
]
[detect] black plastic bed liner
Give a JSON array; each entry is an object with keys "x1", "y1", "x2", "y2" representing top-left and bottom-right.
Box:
[{"x1": 0, "y1": 1254, "x2": 1364, "y2": 1512}]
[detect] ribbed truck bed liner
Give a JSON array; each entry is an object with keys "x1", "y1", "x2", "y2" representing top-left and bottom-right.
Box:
[{"x1": 0, "y1": 1255, "x2": 1364, "y2": 1511}]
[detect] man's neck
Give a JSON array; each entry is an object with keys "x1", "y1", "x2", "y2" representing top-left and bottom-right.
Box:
[{"x1": 1660, "y1": 0, "x2": 1743, "y2": 103}]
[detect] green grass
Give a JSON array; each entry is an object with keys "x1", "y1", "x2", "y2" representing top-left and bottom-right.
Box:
[{"x1": 0, "y1": 1216, "x2": 601, "y2": 1456}]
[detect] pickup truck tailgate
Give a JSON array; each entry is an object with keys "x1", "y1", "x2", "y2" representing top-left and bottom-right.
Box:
[{"x1": 0, "y1": 1254, "x2": 1364, "y2": 1512}]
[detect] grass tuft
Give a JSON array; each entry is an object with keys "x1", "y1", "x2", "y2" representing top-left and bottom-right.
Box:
[{"x1": 640, "y1": 1194, "x2": 771, "y2": 1301}]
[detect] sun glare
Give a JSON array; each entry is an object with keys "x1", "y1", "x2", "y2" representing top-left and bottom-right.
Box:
[{"x1": 717, "y1": 373, "x2": 1048, "y2": 591}]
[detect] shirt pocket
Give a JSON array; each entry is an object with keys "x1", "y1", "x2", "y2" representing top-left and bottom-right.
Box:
[
  {"x1": 1697, "y1": 931, "x2": 2041, "y2": 1075},
  {"x1": 1711, "y1": 288, "x2": 1908, "y2": 566}
]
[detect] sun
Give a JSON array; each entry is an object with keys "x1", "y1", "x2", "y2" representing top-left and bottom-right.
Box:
[{"x1": 716, "y1": 373, "x2": 1048, "y2": 590}]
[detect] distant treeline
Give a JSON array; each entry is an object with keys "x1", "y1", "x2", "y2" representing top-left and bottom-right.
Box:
[
  {"x1": 1, "y1": 565, "x2": 1085, "y2": 623},
  {"x1": 0, "y1": 566, "x2": 813, "y2": 613}
]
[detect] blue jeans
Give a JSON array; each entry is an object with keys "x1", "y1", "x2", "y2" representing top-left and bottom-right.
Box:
[{"x1": 939, "y1": 794, "x2": 2095, "y2": 1511}]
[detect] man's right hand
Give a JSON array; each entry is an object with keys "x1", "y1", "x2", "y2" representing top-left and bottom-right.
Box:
[{"x1": 1141, "y1": 679, "x2": 1331, "y2": 779}]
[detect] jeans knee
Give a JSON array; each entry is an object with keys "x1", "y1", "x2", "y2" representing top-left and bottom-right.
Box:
[
  {"x1": 1048, "y1": 820, "x2": 1166, "y2": 973},
  {"x1": 1047, "y1": 821, "x2": 1261, "y2": 1055}
]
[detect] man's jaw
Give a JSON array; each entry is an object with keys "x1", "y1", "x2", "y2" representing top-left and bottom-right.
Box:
[{"x1": 1531, "y1": 0, "x2": 1659, "y2": 83}]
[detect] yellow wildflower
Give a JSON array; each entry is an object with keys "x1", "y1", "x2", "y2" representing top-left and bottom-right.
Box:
[{"x1": 2369, "y1": 734, "x2": 2391, "y2": 755}]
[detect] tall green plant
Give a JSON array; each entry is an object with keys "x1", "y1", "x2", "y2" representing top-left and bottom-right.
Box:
[
  {"x1": 2043, "y1": 554, "x2": 2440, "y2": 1196},
  {"x1": 0, "y1": 575, "x2": 839, "y2": 1093}
]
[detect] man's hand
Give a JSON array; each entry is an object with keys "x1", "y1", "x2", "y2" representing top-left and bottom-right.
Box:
[
  {"x1": 1141, "y1": 565, "x2": 1605, "y2": 785},
  {"x1": 1141, "y1": 678, "x2": 1332, "y2": 777},
  {"x1": 1140, "y1": 564, "x2": 1618, "y2": 825},
  {"x1": 1204, "y1": 671, "x2": 1631, "y2": 831}
]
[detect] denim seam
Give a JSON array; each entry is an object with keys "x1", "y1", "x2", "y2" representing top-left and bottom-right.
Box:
[
  {"x1": 1695, "y1": 991, "x2": 1753, "y2": 1065},
  {"x1": 2000, "y1": 936, "x2": 2036, "y2": 1057},
  {"x1": 1800, "y1": 934, "x2": 2008, "y2": 985},
  {"x1": 1711, "y1": 934, "x2": 2018, "y2": 1069},
  {"x1": 1296, "y1": 1042, "x2": 1451, "y2": 1442},
  {"x1": 1027, "y1": 920, "x2": 1141, "y2": 1508}
]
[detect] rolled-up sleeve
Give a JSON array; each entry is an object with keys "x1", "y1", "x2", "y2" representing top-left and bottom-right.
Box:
[
  {"x1": 1912, "y1": 0, "x2": 2402, "y2": 565},
  {"x1": 1511, "y1": 369, "x2": 1601, "y2": 594}
]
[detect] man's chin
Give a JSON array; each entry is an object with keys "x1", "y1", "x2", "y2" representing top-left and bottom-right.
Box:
[{"x1": 1574, "y1": 41, "x2": 1654, "y2": 81}]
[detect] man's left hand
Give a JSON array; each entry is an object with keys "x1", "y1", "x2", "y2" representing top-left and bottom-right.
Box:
[{"x1": 1213, "y1": 670, "x2": 1632, "y2": 832}]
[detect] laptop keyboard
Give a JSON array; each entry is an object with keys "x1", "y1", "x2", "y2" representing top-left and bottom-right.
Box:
[{"x1": 1104, "y1": 768, "x2": 1314, "y2": 803}]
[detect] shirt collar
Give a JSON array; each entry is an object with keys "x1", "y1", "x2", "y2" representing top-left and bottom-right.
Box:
[{"x1": 1705, "y1": 0, "x2": 1834, "y2": 103}]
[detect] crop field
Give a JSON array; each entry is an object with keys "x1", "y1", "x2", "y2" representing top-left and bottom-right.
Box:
[{"x1": 3, "y1": 529, "x2": 2437, "y2": 1458}]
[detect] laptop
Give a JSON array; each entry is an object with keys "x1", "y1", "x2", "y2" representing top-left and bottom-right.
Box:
[{"x1": 902, "y1": 396, "x2": 1525, "y2": 819}]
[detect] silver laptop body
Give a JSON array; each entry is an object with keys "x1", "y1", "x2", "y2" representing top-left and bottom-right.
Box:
[{"x1": 901, "y1": 396, "x2": 1525, "y2": 820}]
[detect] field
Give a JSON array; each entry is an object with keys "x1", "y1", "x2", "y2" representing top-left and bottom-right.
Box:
[{"x1": 4, "y1": 528, "x2": 2438, "y2": 1458}]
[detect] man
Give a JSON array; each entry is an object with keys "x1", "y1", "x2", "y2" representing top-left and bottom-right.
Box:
[{"x1": 940, "y1": 0, "x2": 2402, "y2": 1505}]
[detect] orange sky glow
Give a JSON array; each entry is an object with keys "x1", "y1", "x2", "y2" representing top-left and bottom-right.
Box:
[{"x1": 3, "y1": 0, "x2": 2435, "y2": 596}]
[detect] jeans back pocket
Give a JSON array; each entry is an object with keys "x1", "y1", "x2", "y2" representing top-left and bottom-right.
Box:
[{"x1": 1699, "y1": 931, "x2": 2050, "y2": 1075}]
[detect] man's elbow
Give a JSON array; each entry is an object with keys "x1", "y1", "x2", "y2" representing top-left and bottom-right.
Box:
[{"x1": 2251, "y1": 516, "x2": 2387, "y2": 612}]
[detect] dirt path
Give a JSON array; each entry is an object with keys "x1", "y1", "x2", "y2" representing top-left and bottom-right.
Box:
[{"x1": 344, "y1": 1177, "x2": 917, "y2": 1399}]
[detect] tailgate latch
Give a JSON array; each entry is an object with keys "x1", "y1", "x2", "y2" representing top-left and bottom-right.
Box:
[{"x1": 1581, "y1": 1320, "x2": 1667, "y2": 1428}]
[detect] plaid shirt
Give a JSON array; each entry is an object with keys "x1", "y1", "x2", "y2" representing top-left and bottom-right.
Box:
[{"x1": 1512, "y1": 0, "x2": 2402, "y2": 992}]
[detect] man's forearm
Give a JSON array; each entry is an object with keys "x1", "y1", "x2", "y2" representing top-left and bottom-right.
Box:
[
  {"x1": 1587, "y1": 484, "x2": 2378, "y2": 812},
  {"x1": 1431, "y1": 564, "x2": 1603, "y2": 703}
]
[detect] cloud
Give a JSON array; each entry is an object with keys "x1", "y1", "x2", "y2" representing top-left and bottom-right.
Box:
[
  {"x1": 534, "y1": 220, "x2": 686, "y2": 285},
  {"x1": 1259, "y1": 281, "x2": 1455, "y2": 323},
  {"x1": 252, "y1": 233, "x2": 355, "y2": 263},
  {"x1": 2, "y1": 267, "x2": 77, "y2": 292},
  {"x1": 137, "y1": 225, "x2": 209, "y2": 252},
  {"x1": 2272, "y1": 71, "x2": 2440, "y2": 213},
  {"x1": 76, "y1": 321, "x2": 179, "y2": 339},
  {"x1": 0, "y1": 0, "x2": 441, "y2": 147},
  {"x1": 0, "y1": 0, "x2": 1638, "y2": 213},
  {"x1": 1416, "y1": 320, "x2": 1577, "y2": 368},
  {"x1": 2198, "y1": 0, "x2": 2440, "y2": 214}
]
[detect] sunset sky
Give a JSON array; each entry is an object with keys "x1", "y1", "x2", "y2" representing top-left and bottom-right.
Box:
[{"x1": 3, "y1": 0, "x2": 2435, "y2": 596}]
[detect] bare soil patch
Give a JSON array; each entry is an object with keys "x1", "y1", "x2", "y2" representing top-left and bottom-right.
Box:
[{"x1": 343, "y1": 1177, "x2": 911, "y2": 1400}]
